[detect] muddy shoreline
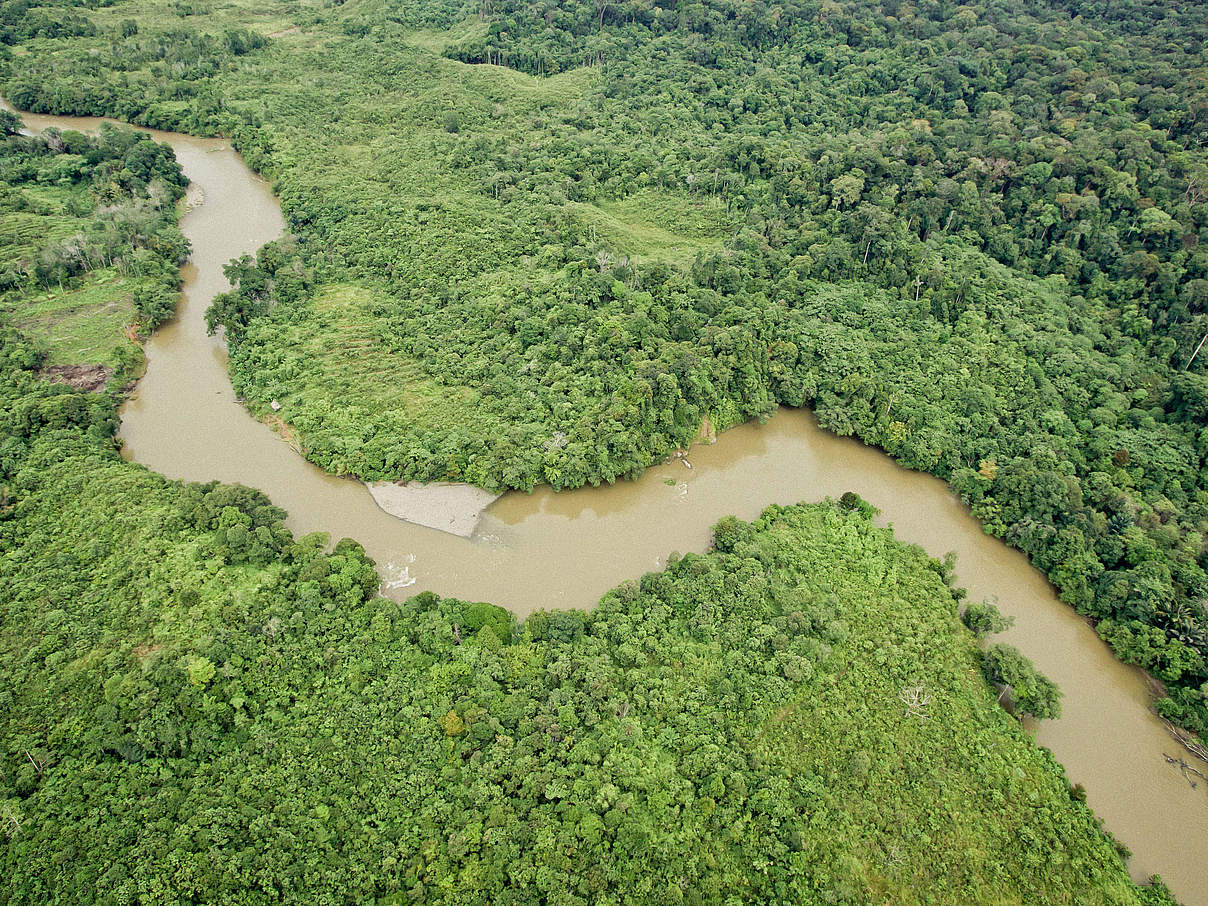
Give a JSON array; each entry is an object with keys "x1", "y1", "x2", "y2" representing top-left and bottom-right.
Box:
[{"x1": 13, "y1": 105, "x2": 1207, "y2": 905}]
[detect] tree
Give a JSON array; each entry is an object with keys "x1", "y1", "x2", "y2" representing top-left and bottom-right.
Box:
[
  {"x1": 962, "y1": 601, "x2": 1013, "y2": 638},
  {"x1": 982, "y1": 644, "x2": 1063, "y2": 720}
]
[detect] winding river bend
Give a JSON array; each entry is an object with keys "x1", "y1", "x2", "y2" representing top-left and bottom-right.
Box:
[{"x1": 17, "y1": 109, "x2": 1208, "y2": 904}]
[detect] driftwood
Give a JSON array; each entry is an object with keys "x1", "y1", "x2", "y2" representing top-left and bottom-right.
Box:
[
  {"x1": 1162, "y1": 752, "x2": 1208, "y2": 791},
  {"x1": 1163, "y1": 720, "x2": 1208, "y2": 765}
]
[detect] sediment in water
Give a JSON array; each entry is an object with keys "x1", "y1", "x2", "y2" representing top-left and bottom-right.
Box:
[
  {"x1": 366, "y1": 480, "x2": 500, "y2": 537},
  {"x1": 13, "y1": 105, "x2": 1206, "y2": 906}
]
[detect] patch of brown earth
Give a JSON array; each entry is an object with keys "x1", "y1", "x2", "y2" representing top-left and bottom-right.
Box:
[
  {"x1": 264, "y1": 411, "x2": 303, "y2": 452},
  {"x1": 132, "y1": 642, "x2": 165, "y2": 663},
  {"x1": 41, "y1": 363, "x2": 112, "y2": 392}
]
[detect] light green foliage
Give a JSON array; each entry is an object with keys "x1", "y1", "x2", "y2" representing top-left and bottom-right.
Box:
[
  {"x1": 0, "y1": 123, "x2": 188, "y2": 374},
  {"x1": 962, "y1": 600, "x2": 1014, "y2": 639},
  {"x1": 12, "y1": 270, "x2": 138, "y2": 365},
  {"x1": 0, "y1": 409, "x2": 1174, "y2": 903},
  {"x1": 982, "y1": 643, "x2": 1065, "y2": 721},
  {"x1": 0, "y1": 225, "x2": 1178, "y2": 902},
  {"x1": 568, "y1": 190, "x2": 734, "y2": 265},
  {"x1": 184, "y1": 654, "x2": 217, "y2": 686},
  {"x1": 0, "y1": 0, "x2": 1201, "y2": 900}
]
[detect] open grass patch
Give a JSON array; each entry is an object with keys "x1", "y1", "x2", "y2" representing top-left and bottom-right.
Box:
[
  {"x1": 403, "y1": 18, "x2": 488, "y2": 54},
  {"x1": 4, "y1": 268, "x2": 140, "y2": 366},
  {"x1": 569, "y1": 189, "x2": 735, "y2": 265},
  {"x1": 229, "y1": 283, "x2": 489, "y2": 478}
]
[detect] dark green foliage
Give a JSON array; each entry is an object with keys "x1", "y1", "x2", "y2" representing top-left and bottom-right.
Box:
[
  {"x1": 5, "y1": 0, "x2": 1208, "y2": 745},
  {"x1": 35, "y1": 0, "x2": 1203, "y2": 739},
  {"x1": 0, "y1": 387, "x2": 1174, "y2": 905},
  {"x1": 962, "y1": 600, "x2": 1014, "y2": 638},
  {"x1": 0, "y1": 122, "x2": 187, "y2": 376},
  {"x1": 193, "y1": 0, "x2": 1208, "y2": 740},
  {"x1": 0, "y1": 120, "x2": 1176, "y2": 897},
  {"x1": 0, "y1": 0, "x2": 95, "y2": 45},
  {"x1": 0, "y1": 3, "x2": 1200, "y2": 897},
  {"x1": 205, "y1": 240, "x2": 309, "y2": 340},
  {"x1": 3, "y1": 21, "x2": 267, "y2": 134},
  {"x1": 983, "y1": 643, "x2": 1065, "y2": 721},
  {"x1": 837, "y1": 489, "x2": 879, "y2": 520}
]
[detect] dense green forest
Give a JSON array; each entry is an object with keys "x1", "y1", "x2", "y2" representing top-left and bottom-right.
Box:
[
  {"x1": 0, "y1": 107, "x2": 1187, "y2": 903},
  {"x1": 0, "y1": 114, "x2": 187, "y2": 379},
  {"x1": 3, "y1": 0, "x2": 1205, "y2": 743},
  {"x1": 1, "y1": 1, "x2": 1207, "y2": 898},
  {"x1": 0, "y1": 279, "x2": 1179, "y2": 901}
]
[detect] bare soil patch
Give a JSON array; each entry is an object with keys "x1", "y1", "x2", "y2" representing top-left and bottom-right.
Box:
[{"x1": 42, "y1": 363, "x2": 112, "y2": 392}]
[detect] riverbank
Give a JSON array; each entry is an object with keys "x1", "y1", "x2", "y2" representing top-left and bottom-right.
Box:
[{"x1": 14, "y1": 107, "x2": 1206, "y2": 905}]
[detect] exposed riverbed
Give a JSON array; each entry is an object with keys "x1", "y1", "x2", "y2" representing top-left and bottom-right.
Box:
[{"x1": 15, "y1": 108, "x2": 1207, "y2": 904}]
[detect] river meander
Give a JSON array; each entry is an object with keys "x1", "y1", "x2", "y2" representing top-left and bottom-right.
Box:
[{"x1": 15, "y1": 108, "x2": 1207, "y2": 904}]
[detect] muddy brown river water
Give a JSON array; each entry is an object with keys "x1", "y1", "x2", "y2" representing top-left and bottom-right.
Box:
[{"x1": 15, "y1": 108, "x2": 1208, "y2": 903}]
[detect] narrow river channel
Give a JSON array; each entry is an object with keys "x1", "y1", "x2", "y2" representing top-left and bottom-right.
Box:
[{"x1": 15, "y1": 108, "x2": 1208, "y2": 904}]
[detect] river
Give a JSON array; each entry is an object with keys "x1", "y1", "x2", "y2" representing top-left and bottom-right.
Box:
[{"x1": 14, "y1": 108, "x2": 1208, "y2": 904}]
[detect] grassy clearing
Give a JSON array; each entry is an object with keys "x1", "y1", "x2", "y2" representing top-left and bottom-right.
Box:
[
  {"x1": 4, "y1": 269, "x2": 141, "y2": 366},
  {"x1": 0, "y1": 176, "x2": 163, "y2": 370},
  {"x1": 305, "y1": 285, "x2": 478, "y2": 428},
  {"x1": 570, "y1": 190, "x2": 735, "y2": 264},
  {"x1": 403, "y1": 18, "x2": 488, "y2": 54},
  {"x1": 233, "y1": 284, "x2": 485, "y2": 453},
  {"x1": 0, "y1": 193, "x2": 83, "y2": 263}
]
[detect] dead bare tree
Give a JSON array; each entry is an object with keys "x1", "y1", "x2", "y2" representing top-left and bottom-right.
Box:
[
  {"x1": 0, "y1": 802, "x2": 21, "y2": 839},
  {"x1": 1184, "y1": 333, "x2": 1206, "y2": 370},
  {"x1": 900, "y1": 686, "x2": 931, "y2": 719}
]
